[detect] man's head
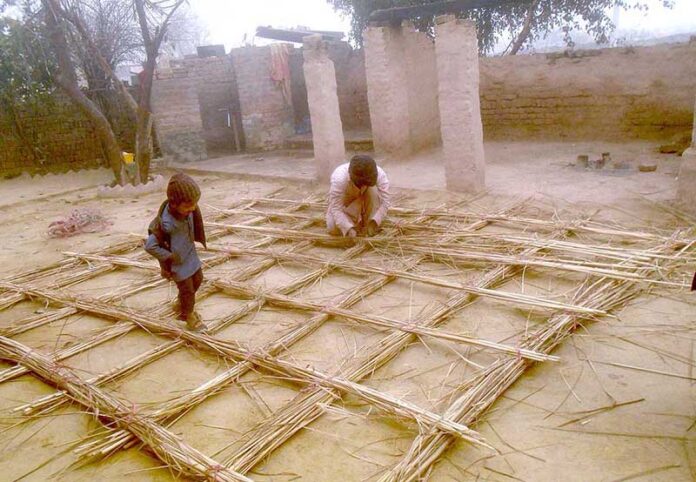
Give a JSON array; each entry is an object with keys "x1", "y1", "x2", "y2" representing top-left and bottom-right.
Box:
[
  {"x1": 349, "y1": 155, "x2": 377, "y2": 188},
  {"x1": 167, "y1": 173, "x2": 201, "y2": 217}
]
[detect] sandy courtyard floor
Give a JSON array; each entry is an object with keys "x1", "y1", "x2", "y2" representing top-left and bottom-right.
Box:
[{"x1": 0, "y1": 145, "x2": 694, "y2": 481}]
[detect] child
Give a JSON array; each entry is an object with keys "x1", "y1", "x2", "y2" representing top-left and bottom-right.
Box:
[
  {"x1": 326, "y1": 155, "x2": 390, "y2": 238},
  {"x1": 145, "y1": 173, "x2": 207, "y2": 331}
]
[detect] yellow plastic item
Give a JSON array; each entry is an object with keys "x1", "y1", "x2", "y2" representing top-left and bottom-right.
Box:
[{"x1": 122, "y1": 152, "x2": 135, "y2": 164}]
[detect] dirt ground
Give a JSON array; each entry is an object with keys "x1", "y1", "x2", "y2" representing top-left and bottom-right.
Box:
[
  {"x1": 0, "y1": 142, "x2": 694, "y2": 481},
  {"x1": 173, "y1": 140, "x2": 682, "y2": 206}
]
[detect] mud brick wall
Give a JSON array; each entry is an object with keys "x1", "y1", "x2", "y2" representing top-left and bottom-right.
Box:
[
  {"x1": 230, "y1": 46, "x2": 295, "y2": 151},
  {"x1": 290, "y1": 43, "x2": 371, "y2": 132},
  {"x1": 355, "y1": 39, "x2": 695, "y2": 145},
  {"x1": 330, "y1": 44, "x2": 371, "y2": 131},
  {"x1": 479, "y1": 42, "x2": 696, "y2": 141},
  {"x1": 194, "y1": 57, "x2": 243, "y2": 154},
  {"x1": 152, "y1": 57, "x2": 229, "y2": 162},
  {"x1": 0, "y1": 102, "x2": 106, "y2": 178}
]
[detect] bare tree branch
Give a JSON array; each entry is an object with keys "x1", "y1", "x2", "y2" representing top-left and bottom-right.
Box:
[
  {"x1": 508, "y1": 0, "x2": 539, "y2": 55},
  {"x1": 41, "y1": 0, "x2": 124, "y2": 182},
  {"x1": 55, "y1": 1, "x2": 138, "y2": 115}
]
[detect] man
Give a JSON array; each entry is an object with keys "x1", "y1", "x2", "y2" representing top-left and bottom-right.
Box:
[{"x1": 327, "y1": 154, "x2": 390, "y2": 238}]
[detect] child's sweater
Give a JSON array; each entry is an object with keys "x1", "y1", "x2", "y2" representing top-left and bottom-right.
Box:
[{"x1": 145, "y1": 203, "x2": 202, "y2": 282}]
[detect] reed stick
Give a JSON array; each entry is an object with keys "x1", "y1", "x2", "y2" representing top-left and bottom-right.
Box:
[
  {"x1": 0, "y1": 336, "x2": 251, "y2": 482},
  {"x1": 379, "y1": 236, "x2": 691, "y2": 482},
  {"x1": 213, "y1": 279, "x2": 558, "y2": 362},
  {"x1": 66, "y1": 199, "x2": 514, "y2": 461},
  {"x1": 240, "y1": 197, "x2": 674, "y2": 241},
  {"x1": 219, "y1": 220, "x2": 574, "y2": 473}
]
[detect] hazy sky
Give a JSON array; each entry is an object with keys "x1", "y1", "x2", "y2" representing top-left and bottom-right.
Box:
[
  {"x1": 190, "y1": 0, "x2": 696, "y2": 50},
  {"x1": 191, "y1": 0, "x2": 350, "y2": 48}
]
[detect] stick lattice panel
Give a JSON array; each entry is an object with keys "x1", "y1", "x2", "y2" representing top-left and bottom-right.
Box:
[{"x1": 0, "y1": 194, "x2": 690, "y2": 481}]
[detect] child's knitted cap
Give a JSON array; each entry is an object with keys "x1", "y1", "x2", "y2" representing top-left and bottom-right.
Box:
[{"x1": 167, "y1": 173, "x2": 201, "y2": 204}]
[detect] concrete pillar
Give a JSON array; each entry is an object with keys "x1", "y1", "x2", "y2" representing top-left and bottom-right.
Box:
[
  {"x1": 302, "y1": 35, "x2": 346, "y2": 182},
  {"x1": 435, "y1": 16, "x2": 485, "y2": 192},
  {"x1": 364, "y1": 25, "x2": 410, "y2": 157},
  {"x1": 677, "y1": 96, "x2": 696, "y2": 213}
]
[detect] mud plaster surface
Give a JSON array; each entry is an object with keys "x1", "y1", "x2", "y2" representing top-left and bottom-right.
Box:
[{"x1": 0, "y1": 150, "x2": 693, "y2": 482}]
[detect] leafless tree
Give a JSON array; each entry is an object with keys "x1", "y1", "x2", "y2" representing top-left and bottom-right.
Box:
[
  {"x1": 131, "y1": 0, "x2": 187, "y2": 182},
  {"x1": 42, "y1": 0, "x2": 124, "y2": 180},
  {"x1": 43, "y1": 0, "x2": 187, "y2": 184}
]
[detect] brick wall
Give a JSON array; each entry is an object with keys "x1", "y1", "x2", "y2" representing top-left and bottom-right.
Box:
[
  {"x1": 152, "y1": 43, "x2": 371, "y2": 157},
  {"x1": 152, "y1": 39, "x2": 696, "y2": 157},
  {"x1": 479, "y1": 42, "x2": 696, "y2": 141},
  {"x1": 153, "y1": 58, "x2": 217, "y2": 162},
  {"x1": 290, "y1": 43, "x2": 371, "y2": 132},
  {"x1": 354, "y1": 39, "x2": 695, "y2": 144},
  {"x1": 0, "y1": 100, "x2": 107, "y2": 178},
  {"x1": 153, "y1": 49, "x2": 296, "y2": 156},
  {"x1": 330, "y1": 44, "x2": 371, "y2": 131},
  {"x1": 231, "y1": 46, "x2": 295, "y2": 151}
]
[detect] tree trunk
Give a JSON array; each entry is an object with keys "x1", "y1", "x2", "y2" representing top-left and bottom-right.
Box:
[
  {"x1": 132, "y1": 0, "x2": 187, "y2": 185},
  {"x1": 135, "y1": 109, "x2": 153, "y2": 182},
  {"x1": 67, "y1": 83, "x2": 123, "y2": 181},
  {"x1": 43, "y1": 0, "x2": 123, "y2": 183},
  {"x1": 509, "y1": 0, "x2": 539, "y2": 55},
  {"x1": 135, "y1": 56, "x2": 157, "y2": 184}
]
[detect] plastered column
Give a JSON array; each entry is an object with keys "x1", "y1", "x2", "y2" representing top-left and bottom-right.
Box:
[
  {"x1": 677, "y1": 96, "x2": 696, "y2": 212},
  {"x1": 435, "y1": 16, "x2": 485, "y2": 192},
  {"x1": 364, "y1": 25, "x2": 410, "y2": 157},
  {"x1": 303, "y1": 35, "x2": 346, "y2": 182}
]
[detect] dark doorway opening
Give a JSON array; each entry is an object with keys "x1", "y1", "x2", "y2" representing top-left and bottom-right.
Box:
[{"x1": 198, "y1": 83, "x2": 245, "y2": 157}]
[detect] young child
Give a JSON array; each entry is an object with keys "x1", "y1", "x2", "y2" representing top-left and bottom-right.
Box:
[
  {"x1": 145, "y1": 173, "x2": 207, "y2": 331},
  {"x1": 326, "y1": 155, "x2": 390, "y2": 238}
]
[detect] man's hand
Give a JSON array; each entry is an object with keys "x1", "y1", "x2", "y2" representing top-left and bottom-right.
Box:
[
  {"x1": 366, "y1": 220, "x2": 379, "y2": 237},
  {"x1": 346, "y1": 228, "x2": 358, "y2": 238}
]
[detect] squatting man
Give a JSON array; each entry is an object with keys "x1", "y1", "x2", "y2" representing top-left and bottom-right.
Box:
[{"x1": 326, "y1": 154, "x2": 390, "y2": 238}]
